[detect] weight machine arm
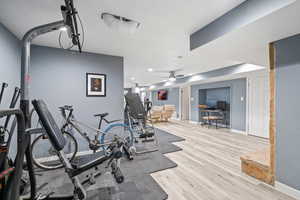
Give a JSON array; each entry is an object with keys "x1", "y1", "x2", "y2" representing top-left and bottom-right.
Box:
[{"x1": 19, "y1": 1, "x2": 82, "y2": 199}]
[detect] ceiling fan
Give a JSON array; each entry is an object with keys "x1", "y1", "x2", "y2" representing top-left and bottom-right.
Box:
[
  {"x1": 128, "y1": 78, "x2": 148, "y2": 90},
  {"x1": 153, "y1": 68, "x2": 185, "y2": 81}
]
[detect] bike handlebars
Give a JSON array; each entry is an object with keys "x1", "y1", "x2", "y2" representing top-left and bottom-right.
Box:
[{"x1": 59, "y1": 105, "x2": 73, "y2": 111}]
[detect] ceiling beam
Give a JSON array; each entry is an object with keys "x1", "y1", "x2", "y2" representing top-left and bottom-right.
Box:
[{"x1": 190, "y1": 0, "x2": 296, "y2": 50}]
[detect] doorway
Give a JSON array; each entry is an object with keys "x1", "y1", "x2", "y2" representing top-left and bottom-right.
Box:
[
  {"x1": 180, "y1": 86, "x2": 190, "y2": 121},
  {"x1": 248, "y1": 74, "x2": 269, "y2": 138}
]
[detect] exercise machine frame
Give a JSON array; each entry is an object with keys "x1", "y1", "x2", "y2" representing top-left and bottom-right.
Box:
[
  {"x1": 0, "y1": 83, "x2": 8, "y2": 106},
  {"x1": 124, "y1": 93, "x2": 159, "y2": 154},
  {"x1": 31, "y1": 99, "x2": 125, "y2": 200},
  {"x1": 2, "y1": 0, "x2": 83, "y2": 199}
]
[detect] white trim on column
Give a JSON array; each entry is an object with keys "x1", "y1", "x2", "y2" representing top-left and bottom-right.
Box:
[
  {"x1": 188, "y1": 85, "x2": 192, "y2": 121},
  {"x1": 246, "y1": 77, "x2": 250, "y2": 135},
  {"x1": 275, "y1": 181, "x2": 300, "y2": 200},
  {"x1": 179, "y1": 87, "x2": 182, "y2": 120}
]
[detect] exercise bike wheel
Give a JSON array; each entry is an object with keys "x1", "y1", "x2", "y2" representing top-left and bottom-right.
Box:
[
  {"x1": 31, "y1": 131, "x2": 78, "y2": 170},
  {"x1": 101, "y1": 123, "x2": 134, "y2": 153}
]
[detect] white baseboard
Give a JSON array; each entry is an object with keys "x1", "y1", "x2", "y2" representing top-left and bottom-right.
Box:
[
  {"x1": 231, "y1": 129, "x2": 247, "y2": 135},
  {"x1": 171, "y1": 117, "x2": 180, "y2": 121},
  {"x1": 275, "y1": 181, "x2": 300, "y2": 200},
  {"x1": 188, "y1": 120, "x2": 199, "y2": 125}
]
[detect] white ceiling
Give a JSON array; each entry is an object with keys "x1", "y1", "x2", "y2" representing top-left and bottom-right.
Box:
[
  {"x1": 0, "y1": 0, "x2": 245, "y2": 87},
  {"x1": 180, "y1": 0, "x2": 300, "y2": 75},
  {"x1": 1, "y1": 0, "x2": 299, "y2": 88}
]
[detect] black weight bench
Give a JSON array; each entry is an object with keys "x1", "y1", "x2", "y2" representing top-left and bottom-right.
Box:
[{"x1": 32, "y1": 100, "x2": 125, "y2": 200}]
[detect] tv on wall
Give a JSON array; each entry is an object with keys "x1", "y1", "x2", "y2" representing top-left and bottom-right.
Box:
[{"x1": 158, "y1": 90, "x2": 168, "y2": 100}]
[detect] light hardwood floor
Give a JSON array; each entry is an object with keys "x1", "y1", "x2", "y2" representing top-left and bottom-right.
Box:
[{"x1": 151, "y1": 121, "x2": 295, "y2": 200}]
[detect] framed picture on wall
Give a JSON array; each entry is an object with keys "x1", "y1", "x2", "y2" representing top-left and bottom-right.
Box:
[{"x1": 86, "y1": 73, "x2": 106, "y2": 97}]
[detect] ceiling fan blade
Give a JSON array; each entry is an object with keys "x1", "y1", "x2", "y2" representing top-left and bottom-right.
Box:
[
  {"x1": 173, "y1": 68, "x2": 183, "y2": 72},
  {"x1": 159, "y1": 76, "x2": 169, "y2": 78},
  {"x1": 154, "y1": 68, "x2": 183, "y2": 73},
  {"x1": 175, "y1": 74, "x2": 185, "y2": 78},
  {"x1": 154, "y1": 70, "x2": 172, "y2": 73}
]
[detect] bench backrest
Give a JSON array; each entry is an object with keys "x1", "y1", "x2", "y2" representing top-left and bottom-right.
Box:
[{"x1": 32, "y1": 99, "x2": 66, "y2": 151}]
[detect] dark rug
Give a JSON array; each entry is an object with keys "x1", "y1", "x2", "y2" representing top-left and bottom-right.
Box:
[{"x1": 30, "y1": 128, "x2": 185, "y2": 200}]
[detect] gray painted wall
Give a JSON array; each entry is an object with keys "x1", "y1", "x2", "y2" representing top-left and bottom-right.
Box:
[
  {"x1": 190, "y1": 0, "x2": 295, "y2": 50},
  {"x1": 191, "y1": 78, "x2": 246, "y2": 131},
  {"x1": 30, "y1": 45, "x2": 124, "y2": 151},
  {"x1": 0, "y1": 23, "x2": 20, "y2": 108},
  {"x1": 151, "y1": 87, "x2": 180, "y2": 118},
  {"x1": 0, "y1": 23, "x2": 21, "y2": 157},
  {"x1": 274, "y1": 34, "x2": 300, "y2": 190}
]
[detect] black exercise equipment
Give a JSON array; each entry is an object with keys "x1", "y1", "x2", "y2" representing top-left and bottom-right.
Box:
[
  {"x1": 0, "y1": 109, "x2": 26, "y2": 200},
  {"x1": 3, "y1": 87, "x2": 21, "y2": 131},
  {"x1": 61, "y1": 0, "x2": 82, "y2": 52},
  {"x1": 0, "y1": 87, "x2": 21, "y2": 196},
  {"x1": 125, "y1": 93, "x2": 158, "y2": 154},
  {"x1": 32, "y1": 99, "x2": 125, "y2": 199},
  {"x1": 0, "y1": 82, "x2": 8, "y2": 105},
  {"x1": 1, "y1": 0, "x2": 84, "y2": 199}
]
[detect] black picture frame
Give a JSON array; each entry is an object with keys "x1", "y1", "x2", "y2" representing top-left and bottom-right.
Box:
[{"x1": 86, "y1": 73, "x2": 106, "y2": 97}]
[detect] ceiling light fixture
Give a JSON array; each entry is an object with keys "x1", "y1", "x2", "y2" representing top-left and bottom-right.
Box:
[
  {"x1": 147, "y1": 68, "x2": 153, "y2": 72},
  {"x1": 101, "y1": 12, "x2": 140, "y2": 34},
  {"x1": 130, "y1": 77, "x2": 135, "y2": 81},
  {"x1": 169, "y1": 77, "x2": 176, "y2": 82},
  {"x1": 149, "y1": 85, "x2": 155, "y2": 90},
  {"x1": 164, "y1": 81, "x2": 173, "y2": 86},
  {"x1": 135, "y1": 87, "x2": 140, "y2": 93},
  {"x1": 59, "y1": 26, "x2": 68, "y2": 32}
]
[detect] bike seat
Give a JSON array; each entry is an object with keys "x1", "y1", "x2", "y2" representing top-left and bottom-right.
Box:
[
  {"x1": 59, "y1": 105, "x2": 73, "y2": 111},
  {"x1": 94, "y1": 113, "x2": 109, "y2": 118}
]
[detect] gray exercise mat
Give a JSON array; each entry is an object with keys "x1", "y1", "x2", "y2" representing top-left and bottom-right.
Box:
[{"x1": 29, "y1": 128, "x2": 184, "y2": 200}]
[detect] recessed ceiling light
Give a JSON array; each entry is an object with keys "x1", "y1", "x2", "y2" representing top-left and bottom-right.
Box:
[
  {"x1": 147, "y1": 68, "x2": 153, "y2": 72},
  {"x1": 130, "y1": 77, "x2": 135, "y2": 81}
]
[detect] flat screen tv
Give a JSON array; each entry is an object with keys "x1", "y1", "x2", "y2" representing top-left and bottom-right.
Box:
[{"x1": 158, "y1": 90, "x2": 168, "y2": 100}]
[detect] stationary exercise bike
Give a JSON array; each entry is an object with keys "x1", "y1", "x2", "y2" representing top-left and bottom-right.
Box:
[
  {"x1": 0, "y1": 99, "x2": 126, "y2": 200},
  {"x1": 30, "y1": 105, "x2": 134, "y2": 170}
]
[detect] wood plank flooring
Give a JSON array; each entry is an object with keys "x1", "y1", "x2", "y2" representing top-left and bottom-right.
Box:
[{"x1": 151, "y1": 121, "x2": 295, "y2": 200}]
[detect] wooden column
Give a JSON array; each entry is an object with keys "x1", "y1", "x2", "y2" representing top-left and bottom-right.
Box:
[{"x1": 269, "y1": 43, "x2": 276, "y2": 185}]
